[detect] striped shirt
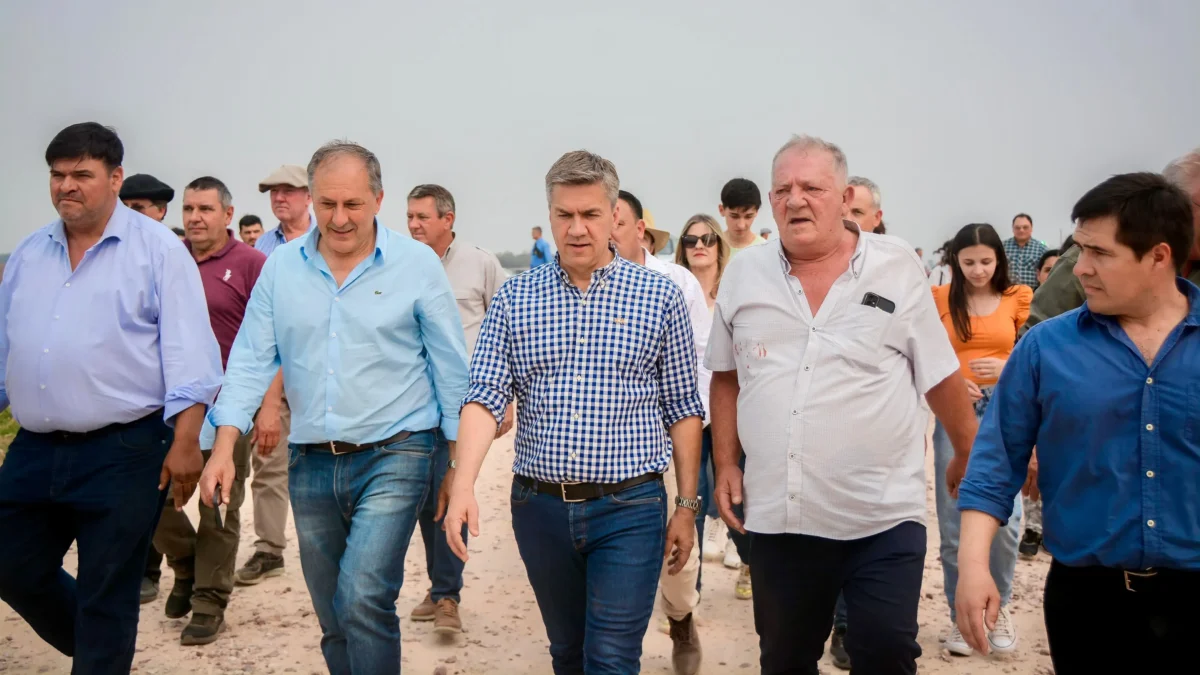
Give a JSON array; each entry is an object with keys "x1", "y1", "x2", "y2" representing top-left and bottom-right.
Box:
[{"x1": 463, "y1": 248, "x2": 704, "y2": 483}]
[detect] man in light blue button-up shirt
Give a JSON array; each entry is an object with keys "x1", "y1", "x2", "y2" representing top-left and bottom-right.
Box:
[
  {"x1": 0, "y1": 122, "x2": 223, "y2": 674},
  {"x1": 200, "y1": 141, "x2": 469, "y2": 674}
]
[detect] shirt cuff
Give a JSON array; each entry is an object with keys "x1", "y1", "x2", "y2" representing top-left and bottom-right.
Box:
[
  {"x1": 207, "y1": 406, "x2": 255, "y2": 436},
  {"x1": 663, "y1": 394, "x2": 705, "y2": 428},
  {"x1": 164, "y1": 380, "x2": 222, "y2": 427},
  {"x1": 461, "y1": 384, "x2": 508, "y2": 424},
  {"x1": 439, "y1": 412, "x2": 460, "y2": 442},
  {"x1": 956, "y1": 480, "x2": 1017, "y2": 525},
  {"x1": 703, "y1": 354, "x2": 736, "y2": 372}
]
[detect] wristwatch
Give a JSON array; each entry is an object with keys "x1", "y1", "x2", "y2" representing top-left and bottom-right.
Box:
[
  {"x1": 447, "y1": 459, "x2": 458, "y2": 470},
  {"x1": 675, "y1": 495, "x2": 702, "y2": 512}
]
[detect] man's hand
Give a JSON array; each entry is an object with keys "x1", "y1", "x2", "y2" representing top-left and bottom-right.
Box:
[
  {"x1": 965, "y1": 379, "x2": 984, "y2": 402},
  {"x1": 160, "y1": 436, "x2": 204, "y2": 509},
  {"x1": 946, "y1": 455, "x2": 968, "y2": 499},
  {"x1": 663, "y1": 507, "x2": 696, "y2": 575},
  {"x1": 714, "y1": 463, "x2": 746, "y2": 534},
  {"x1": 199, "y1": 451, "x2": 236, "y2": 508},
  {"x1": 1022, "y1": 449, "x2": 1040, "y2": 501},
  {"x1": 251, "y1": 405, "x2": 282, "y2": 456},
  {"x1": 433, "y1": 467, "x2": 455, "y2": 522},
  {"x1": 955, "y1": 563, "x2": 1001, "y2": 655},
  {"x1": 443, "y1": 488, "x2": 479, "y2": 562},
  {"x1": 495, "y1": 403, "x2": 515, "y2": 439},
  {"x1": 968, "y1": 357, "x2": 1006, "y2": 382}
]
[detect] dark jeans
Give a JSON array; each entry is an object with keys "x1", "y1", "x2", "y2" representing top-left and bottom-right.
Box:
[
  {"x1": 416, "y1": 431, "x2": 468, "y2": 603},
  {"x1": 0, "y1": 414, "x2": 171, "y2": 675},
  {"x1": 1044, "y1": 560, "x2": 1200, "y2": 674},
  {"x1": 511, "y1": 476, "x2": 667, "y2": 674},
  {"x1": 144, "y1": 546, "x2": 163, "y2": 583},
  {"x1": 288, "y1": 431, "x2": 434, "y2": 675},
  {"x1": 751, "y1": 521, "x2": 926, "y2": 675}
]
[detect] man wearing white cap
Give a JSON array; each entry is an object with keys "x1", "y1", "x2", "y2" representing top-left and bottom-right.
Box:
[{"x1": 232, "y1": 164, "x2": 314, "y2": 586}]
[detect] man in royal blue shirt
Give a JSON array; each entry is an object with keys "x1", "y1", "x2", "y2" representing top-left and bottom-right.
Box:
[
  {"x1": 955, "y1": 172, "x2": 1200, "y2": 673},
  {"x1": 529, "y1": 225, "x2": 552, "y2": 266}
]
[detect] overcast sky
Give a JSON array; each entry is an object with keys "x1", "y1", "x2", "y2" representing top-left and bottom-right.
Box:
[{"x1": 2, "y1": 0, "x2": 1197, "y2": 256}]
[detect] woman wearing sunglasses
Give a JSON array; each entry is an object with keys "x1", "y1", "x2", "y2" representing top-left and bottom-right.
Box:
[{"x1": 674, "y1": 215, "x2": 752, "y2": 597}]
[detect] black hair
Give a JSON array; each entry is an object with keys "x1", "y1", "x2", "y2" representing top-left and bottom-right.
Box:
[
  {"x1": 171, "y1": 227, "x2": 185, "y2": 236},
  {"x1": 618, "y1": 189, "x2": 644, "y2": 220},
  {"x1": 720, "y1": 178, "x2": 761, "y2": 210},
  {"x1": 1012, "y1": 213, "x2": 1033, "y2": 226},
  {"x1": 45, "y1": 122, "x2": 123, "y2": 171},
  {"x1": 1071, "y1": 172, "x2": 1193, "y2": 272},
  {"x1": 936, "y1": 239, "x2": 954, "y2": 266},
  {"x1": 1037, "y1": 248, "x2": 1061, "y2": 273},
  {"x1": 1060, "y1": 235, "x2": 1075, "y2": 252},
  {"x1": 948, "y1": 223, "x2": 1012, "y2": 343},
  {"x1": 873, "y1": 222, "x2": 887, "y2": 235},
  {"x1": 238, "y1": 214, "x2": 263, "y2": 229}
]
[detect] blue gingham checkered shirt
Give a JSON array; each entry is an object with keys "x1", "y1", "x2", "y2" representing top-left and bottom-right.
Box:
[
  {"x1": 462, "y1": 249, "x2": 704, "y2": 483},
  {"x1": 1003, "y1": 236, "x2": 1047, "y2": 287}
]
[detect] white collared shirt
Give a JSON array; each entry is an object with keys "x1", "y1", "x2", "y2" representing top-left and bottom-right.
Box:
[
  {"x1": 705, "y1": 225, "x2": 958, "y2": 539},
  {"x1": 642, "y1": 249, "x2": 713, "y2": 424}
]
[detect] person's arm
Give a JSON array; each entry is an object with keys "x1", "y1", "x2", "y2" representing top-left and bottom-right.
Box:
[
  {"x1": 484, "y1": 252, "x2": 516, "y2": 436},
  {"x1": 415, "y1": 255, "x2": 471, "y2": 443},
  {"x1": 926, "y1": 371, "x2": 978, "y2": 496},
  {"x1": 0, "y1": 248, "x2": 20, "y2": 412},
  {"x1": 1020, "y1": 246, "x2": 1083, "y2": 338},
  {"x1": 955, "y1": 336, "x2": 1042, "y2": 653},
  {"x1": 703, "y1": 298, "x2": 746, "y2": 531}
]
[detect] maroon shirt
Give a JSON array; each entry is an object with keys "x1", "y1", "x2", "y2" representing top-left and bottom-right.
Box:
[{"x1": 186, "y1": 231, "x2": 267, "y2": 368}]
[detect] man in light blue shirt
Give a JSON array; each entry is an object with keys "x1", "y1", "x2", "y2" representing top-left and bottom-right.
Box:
[
  {"x1": 200, "y1": 141, "x2": 470, "y2": 675},
  {"x1": 530, "y1": 225, "x2": 552, "y2": 266},
  {"x1": 0, "y1": 122, "x2": 223, "y2": 674}
]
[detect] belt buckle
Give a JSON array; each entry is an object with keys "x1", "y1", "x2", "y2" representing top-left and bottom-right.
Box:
[
  {"x1": 560, "y1": 481, "x2": 586, "y2": 503},
  {"x1": 1123, "y1": 569, "x2": 1157, "y2": 592},
  {"x1": 329, "y1": 441, "x2": 344, "y2": 456}
]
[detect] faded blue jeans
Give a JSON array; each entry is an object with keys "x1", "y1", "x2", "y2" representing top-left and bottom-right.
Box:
[
  {"x1": 511, "y1": 476, "x2": 667, "y2": 674},
  {"x1": 415, "y1": 431, "x2": 468, "y2": 603},
  {"x1": 933, "y1": 389, "x2": 1022, "y2": 619},
  {"x1": 288, "y1": 431, "x2": 434, "y2": 675}
]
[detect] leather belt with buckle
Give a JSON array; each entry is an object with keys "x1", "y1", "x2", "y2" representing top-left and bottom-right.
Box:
[
  {"x1": 515, "y1": 472, "x2": 662, "y2": 503},
  {"x1": 1123, "y1": 568, "x2": 1158, "y2": 592},
  {"x1": 300, "y1": 429, "x2": 430, "y2": 456}
]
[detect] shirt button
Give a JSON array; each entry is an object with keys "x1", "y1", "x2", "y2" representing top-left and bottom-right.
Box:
[
  {"x1": 39, "y1": 384, "x2": 45, "y2": 390},
  {"x1": 803, "y1": 365, "x2": 811, "y2": 371},
  {"x1": 578, "y1": 338, "x2": 586, "y2": 345},
  {"x1": 572, "y1": 413, "x2": 580, "y2": 420},
  {"x1": 575, "y1": 375, "x2": 583, "y2": 382},
  {"x1": 1147, "y1": 519, "x2": 1156, "y2": 528},
  {"x1": 789, "y1": 494, "x2": 796, "y2": 501},
  {"x1": 327, "y1": 406, "x2": 333, "y2": 412},
  {"x1": 791, "y1": 409, "x2": 798, "y2": 416},
  {"x1": 1146, "y1": 377, "x2": 1154, "y2": 384},
  {"x1": 331, "y1": 332, "x2": 337, "y2": 338},
  {"x1": 44, "y1": 417, "x2": 50, "y2": 422},
  {"x1": 64, "y1": 282, "x2": 71, "y2": 287},
  {"x1": 43, "y1": 348, "x2": 49, "y2": 353},
  {"x1": 328, "y1": 369, "x2": 334, "y2": 375},
  {"x1": 54, "y1": 316, "x2": 59, "y2": 320},
  {"x1": 789, "y1": 453, "x2": 796, "y2": 460},
  {"x1": 1146, "y1": 424, "x2": 1154, "y2": 431},
  {"x1": 570, "y1": 452, "x2": 578, "y2": 459},
  {"x1": 334, "y1": 297, "x2": 340, "y2": 302},
  {"x1": 811, "y1": 327, "x2": 817, "y2": 332},
  {"x1": 1146, "y1": 470, "x2": 1155, "y2": 478}
]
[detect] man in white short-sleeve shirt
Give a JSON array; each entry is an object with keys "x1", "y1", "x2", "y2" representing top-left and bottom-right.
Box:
[{"x1": 706, "y1": 134, "x2": 979, "y2": 675}]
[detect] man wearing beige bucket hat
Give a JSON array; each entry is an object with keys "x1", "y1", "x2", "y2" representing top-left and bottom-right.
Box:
[{"x1": 231, "y1": 164, "x2": 314, "y2": 586}]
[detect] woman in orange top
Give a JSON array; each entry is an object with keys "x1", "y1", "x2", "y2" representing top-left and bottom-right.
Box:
[{"x1": 931, "y1": 223, "x2": 1033, "y2": 657}]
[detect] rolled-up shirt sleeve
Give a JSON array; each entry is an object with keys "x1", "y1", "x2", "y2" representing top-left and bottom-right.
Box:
[
  {"x1": 658, "y1": 287, "x2": 704, "y2": 426},
  {"x1": 462, "y1": 286, "x2": 514, "y2": 423},
  {"x1": 416, "y1": 257, "x2": 471, "y2": 442},
  {"x1": 158, "y1": 246, "x2": 223, "y2": 424},
  {"x1": 208, "y1": 254, "x2": 282, "y2": 434},
  {"x1": 957, "y1": 335, "x2": 1042, "y2": 524}
]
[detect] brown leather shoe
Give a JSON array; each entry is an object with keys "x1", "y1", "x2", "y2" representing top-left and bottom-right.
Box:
[
  {"x1": 669, "y1": 613, "x2": 702, "y2": 675},
  {"x1": 433, "y1": 598, "x2": 463, "y2": 635},
  {"x1": 410, "y1": 592, "x2": 436, "y2": 622}
]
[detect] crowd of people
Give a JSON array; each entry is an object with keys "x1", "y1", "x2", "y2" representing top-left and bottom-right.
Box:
[{"x1": 0, "y1": 120, "x2": 1197, "y2": 675}]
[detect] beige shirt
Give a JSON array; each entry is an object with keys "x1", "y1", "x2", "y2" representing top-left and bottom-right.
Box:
[
  {"x1": 441, "y1": 238, "x2": 508, "y2": 355},
  {"x1": 705, "y1": 224, "x2": 959, "y2": 539}
]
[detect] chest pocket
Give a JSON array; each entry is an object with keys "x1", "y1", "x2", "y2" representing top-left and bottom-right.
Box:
[{"x1": 831, "y1": 303, "x2": 894, "y2": 367}]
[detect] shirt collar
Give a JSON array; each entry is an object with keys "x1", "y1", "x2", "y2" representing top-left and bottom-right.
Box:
[
  {"x1": 776, "y1": 220, "x2": 868, "y2": 277},
  {"x1": 555, "y1": 242, "x2": 621, "y2": 287},
  {"x1": 184, "y1": 229, "x2": 238, "y2": 260},
  {"x1": 49, "y1": 201, "x2": 130, "y2": 247},
  {"x1": 440, "y1": 233, "x2": 458, "y2": 262},
  {"x1": 1083, "y1": 278, "x2": 1200, "y2": 328},
  {"x1": 299, "y1": 219, "x2": 388, "y2": 266},
  {"x1": 641, "y1": 247, "x2": 666, "y2": 271},
  {"x1": 274, "y1": 213, "x2": 316, "y2": 241}
]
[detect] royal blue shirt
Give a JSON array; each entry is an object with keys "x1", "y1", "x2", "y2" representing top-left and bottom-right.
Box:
[
  {"x1": 530, "y1": 238, "x2": 552, "y2": 267},
  {"x1": 959, "y1": 279, "x2": 1200, "y2": 570}
]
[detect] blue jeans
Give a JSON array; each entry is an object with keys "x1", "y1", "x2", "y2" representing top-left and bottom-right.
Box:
[
  {"x1": 511, "y1": 476, "x2": 667, "y2": 674},
  {"x1": 288, "y1": 431, "x2": 434, "y2": 675},
  {"x1": 933, "y1": 390, "x2": 1022, "y2": 619},
  {"x1": 416, "y1": 431, "x2": 467, "y2": 602},
  {"x1": 0, "y1": 414, "x2": 170, "y2": 675}
]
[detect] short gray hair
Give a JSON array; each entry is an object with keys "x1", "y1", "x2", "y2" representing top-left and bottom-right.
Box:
[
  {"x1": 847, "y1": 176, "x2": 881, "y2": 209},
  {"x1": 407, "y1": 184, "x2": 456, "y2": 218},
  {"x1": 545, "y1": 150, "x2": 619, "y2": 205},
  {"x1": 772, "y1": 135, "x2": 849, "y2": 183},
  {"x1": 1164, "y1": 148, "x2": 1200, "y2": 193},
  {"x1": 308, "y1": 140, "x2": 383, "y2": 196}
]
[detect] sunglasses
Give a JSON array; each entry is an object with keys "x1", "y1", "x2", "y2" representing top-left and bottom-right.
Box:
[{"x1": 681, "y1": 233, "x2": 720, "y2": 248}]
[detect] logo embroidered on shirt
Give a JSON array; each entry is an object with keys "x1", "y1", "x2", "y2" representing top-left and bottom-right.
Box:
[
  {"x1": 222, "y1": 269, "x2": 232, "y2": 281},
  {"x1": 374, "y1": 290, "x2": 382, "y2": 295},
  {"x1": 613, "y1": 317, "x2": 627, "y2": 325}
]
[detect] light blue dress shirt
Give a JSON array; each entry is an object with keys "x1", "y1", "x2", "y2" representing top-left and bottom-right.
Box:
[
  {"x1": 210, "y1": 224, "x2": 470, "y2": 443},
  {"x1": 255, "y1": 214, "x2": 315, "y2": 258},
  {"x1": 0, "y1": 202, "x2": 223, "y2": 432}
]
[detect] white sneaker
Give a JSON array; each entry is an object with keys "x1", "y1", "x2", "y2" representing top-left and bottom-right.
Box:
[
  {"x1": 943, "y1": 623, "x2": 973, "y2": 656},
  {"x1": 722, "y1": 539, "x2": 742, "y2": 569},
  {"x1": 988, "y1": 606, "x2": 1018, "y2": 654},
  {"x1": 702, "y1": 517, "x2": 728, "y2": 563}
]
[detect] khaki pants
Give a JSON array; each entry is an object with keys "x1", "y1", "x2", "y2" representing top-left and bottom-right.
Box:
[
  {"x1": 251, "y1": 401, "x2": 291, "y2": 555},
  {"x1": 659, "y1": 462, "x2": 701, "y2": 620},
  {"x1": 154, "y1": 434, "x2": 252, "y2": 615}
]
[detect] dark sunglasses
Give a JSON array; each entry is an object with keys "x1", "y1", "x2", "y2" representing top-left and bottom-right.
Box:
[{"x1": 681, "y1": 233, "x2": 720, "y2": 248}]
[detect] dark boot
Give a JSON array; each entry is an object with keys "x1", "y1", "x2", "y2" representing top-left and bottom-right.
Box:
[
  {"x1": 180, "y1": 612, "x2": 224, "y2": 646},
  {"x1": 164, "y1": 578, "x2": 193, "y2": 619},
  {"x1": 139, "y1": 576, "x2": 159, "y2": 604},
  {"x1": 668, "y1": 613, "x2": 702, "y2": 675}
]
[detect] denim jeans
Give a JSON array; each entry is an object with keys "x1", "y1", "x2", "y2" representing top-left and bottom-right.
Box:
[
  {"x1": 288, "y1": 431, "x2": 434, "y2": 675},
  {"x1": 0, "y1": 414, "x2": 170, "y2": 675},
  {"x1": 415, "y1": 431, "x2": 468, "y2": 603},
  {"x1": 511, "y1": 476, "x2": 667, "y2": 674},
  {"x1": 933, "y1": 389, "x2": 1022, "y2": 619}
]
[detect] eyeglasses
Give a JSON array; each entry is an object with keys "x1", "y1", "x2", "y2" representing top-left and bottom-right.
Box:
[{"x1": 681, "y1": 233, "x2": 720, "y2": 248}]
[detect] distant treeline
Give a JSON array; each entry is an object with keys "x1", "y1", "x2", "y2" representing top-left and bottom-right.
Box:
[{"x1": 495, "y1": 250, "x2": 531, "y2": 269}]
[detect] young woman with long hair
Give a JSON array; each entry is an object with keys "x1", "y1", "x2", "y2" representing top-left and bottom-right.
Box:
[{"x1": 931, "y1": 223, "x2": 1033, "y2": 657}]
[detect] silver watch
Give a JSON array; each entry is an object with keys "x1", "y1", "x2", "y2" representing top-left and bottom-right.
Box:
[
  {"x1": 675, "y1": 495, "x2": 702, "y2": 512},
  {"x1": 447, "y1": 459, "x2": 458, "y2": 470}
]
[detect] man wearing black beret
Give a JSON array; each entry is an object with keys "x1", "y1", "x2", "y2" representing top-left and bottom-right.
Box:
[{"x1": 120, "y1": 173, "x2": 174, "y2": 223}]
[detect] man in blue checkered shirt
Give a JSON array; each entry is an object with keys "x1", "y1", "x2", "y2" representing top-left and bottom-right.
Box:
[
  {"x1": 1002, "y1": 213, "x2": 1047, "y2": 286},
  {"x1": 441, "y1": 150, "x2": 705, "y2": 674}
]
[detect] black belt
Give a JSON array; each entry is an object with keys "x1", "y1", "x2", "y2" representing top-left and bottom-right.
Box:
[
  {"x1": 37, "y1": 409, "x2": 164, "y2": 444},
  {"x1": 299, "y1": 429, "x2": 432, "y2": 456},
  {"x1": 515, "y1": 472, "x2": 662, "y2": 503},
  {"x1": 1052, "y1": 560, "x2": 1194, "y2": 593}
]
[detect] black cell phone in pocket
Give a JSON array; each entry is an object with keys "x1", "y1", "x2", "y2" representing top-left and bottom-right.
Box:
[{"x1": 861, "y1": 292, "x2": 896, "y2": 314}]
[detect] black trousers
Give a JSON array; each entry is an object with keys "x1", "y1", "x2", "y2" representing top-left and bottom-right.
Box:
[
  {"x1": 1044, "y1": 560, "x2": 1200, "y2": 674},
  {"x1": 750, "y1": 521, "x2": 925, "y2": 675}
]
